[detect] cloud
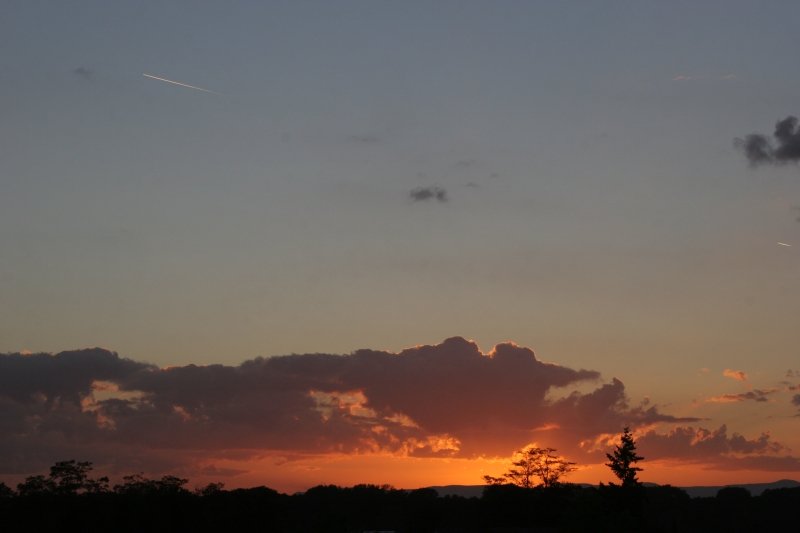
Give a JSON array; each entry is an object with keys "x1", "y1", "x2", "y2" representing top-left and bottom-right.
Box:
[
  {"x1": 636, "y1": 425, "x2": 799, "y2": 471},
  {"x1": 672, "y1": 74, "x2": 736, "y2": 82},
  {"x1": 0, "y1": 338, "x2": 696, "y2": 475},
  {"x1": 793, "y1": 394, "x2": 800, "y2": 407},
  {"x1": 707, "y1": 389, "x2": 778, "y2": 403},
  {"x1": 73, "y1": 66, "x2": 94, "y2": 80},
  {"x1": 3, "y1": 339, "x2": 796, "y2": 481},
  {"x1": 409, "y1": 186, "x2": 447, "y2": 203},
  {"x1": 722, "y1": 369, "x2": 748, "y2": 382},
  {"x1": 735, "y1": 116, "x2": 800, "y2": 166}
]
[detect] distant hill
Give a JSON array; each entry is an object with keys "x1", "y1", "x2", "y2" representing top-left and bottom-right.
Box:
[
  {"x1": 678, "y1": 479, "x2": 800, "y2": 498},
  {"x1": 427, "y1": 479, "x2": 800, "y2": 499},
  {"x1": 426, "y1": 485, "x2": 485, "y2": 498}
]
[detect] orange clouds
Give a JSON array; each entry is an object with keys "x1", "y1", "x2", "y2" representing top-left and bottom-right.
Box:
[
  {"x1": 1, "y1": 340, "x2": 797, "y2": 489},
  {"x1": 707, "y1": 389, "x2": 778, "y2": 404},
  {"x1": 635, "y1": 425, "x2": 800, "y2": 472},
  {"x1": 723, "y1": 369, "x2": 748, "y2": 382}
]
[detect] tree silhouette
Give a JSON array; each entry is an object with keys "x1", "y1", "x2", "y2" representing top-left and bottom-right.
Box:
[
  {"x1": 484, "y1": 446, "x2": 577, "y2": 488},
  {"x1": 16, "y1": 475, "x2": 55, "y2": 496},
  {"x1": 49, "y1": 460, "x2": 109, "y2": 494},
  {"x1": 0, "y1": 482, "x2": 14, "y2": 498},
  {"x1": 605, "y1": 427, "x2": 644, "y2": 487},
  {"x1": 113, "y1": 473, "x2": 189, "y2": 495},
  {"x1": 194, "y1": 482, "x2": 225, "y2": 496},
  {"x1": 16, "y1": 460, "x2": 108, "y2": 496}
]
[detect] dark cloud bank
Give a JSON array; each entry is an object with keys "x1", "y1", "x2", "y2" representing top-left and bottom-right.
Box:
[
  {"x1": 736, "y1": 116, "x2": 800, "y2": 166},
  {"x1": 1, "y1": 338, "x2": 797, "y2": 477}
]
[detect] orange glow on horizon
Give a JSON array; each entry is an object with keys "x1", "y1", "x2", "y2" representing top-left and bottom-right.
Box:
[{"x1": 171, "y1": 454, "x2": 800, "y2": 494}]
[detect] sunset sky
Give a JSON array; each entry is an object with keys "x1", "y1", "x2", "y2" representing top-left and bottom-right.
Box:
[{"x1": 2, "y1": 1, "x2": 800, "y2": 493}]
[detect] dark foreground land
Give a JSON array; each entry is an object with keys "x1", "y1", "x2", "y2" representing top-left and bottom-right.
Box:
[{"x1": 1, "y1": 482, "x2": 799, "y2": 532}]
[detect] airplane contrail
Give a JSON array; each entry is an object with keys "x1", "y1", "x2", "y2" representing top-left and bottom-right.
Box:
[
  {"x1": 142, "y1": 73, "x2": 218, "y2": 94},
  {"x1": 777, "y1": 242, "x2": 792, "y2": 247}
]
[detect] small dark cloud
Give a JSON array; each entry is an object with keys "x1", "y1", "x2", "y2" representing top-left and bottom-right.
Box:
[
  {"x1": 409, "y1": 186, "x2": 447, "y2": 203},
  {"x1": 735, "y1": 116, "x2": 800, "y2": 166},
  {"x1": 73, "y1": 67, "x2": 94, "y2": 80},
  {"x1": 792, "y1": 394, "x2": 800, "y2": 407}
]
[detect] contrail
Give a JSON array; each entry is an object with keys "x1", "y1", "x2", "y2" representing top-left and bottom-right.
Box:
[
  {"x1": 142, "y1": 73, "x2": 218, "y2": 94},
  {"x1": 777, "y1": 242, "x2": 792, "y2": 247}
]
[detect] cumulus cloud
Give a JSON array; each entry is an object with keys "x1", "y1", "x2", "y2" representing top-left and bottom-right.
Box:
[
  {"x1": 722, "y1": 369, "x2": 748, "y2": 382},
  {"x1": 735, "y1": 116, "x2": 800, "y2": 166},
  {"x1": 1, "y1": 339, "x2": 794, "y2": 479},
  {"x1": 409, "y1": 186, "x2": 447, "y2": 203},
  {"x1": 0, "y1": 338, "x2": 677, "y2": 473},
  {"x1": 707, "y1": 389, "x2": 777, "y2": 403}
]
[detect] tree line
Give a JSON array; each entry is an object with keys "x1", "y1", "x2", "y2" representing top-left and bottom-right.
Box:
[{"x1": 1, "y1": 429, "x2": 798, "y2": 531}]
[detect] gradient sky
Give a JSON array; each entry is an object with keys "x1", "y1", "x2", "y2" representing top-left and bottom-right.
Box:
[{"x1": 2, "y1": 1, "x2": 800, "y2": 492}]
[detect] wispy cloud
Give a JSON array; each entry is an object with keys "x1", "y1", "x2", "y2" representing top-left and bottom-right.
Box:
[
  {"x1": 672, "y1": 74, "x2": 737, "y2": 82},
  {"x1": 707, "y1": 389, "x2": 778, "y2": 403}
]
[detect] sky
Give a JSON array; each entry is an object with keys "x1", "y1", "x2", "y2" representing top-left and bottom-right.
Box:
[{"x1": 1, "y1": 0, "x2": 800, "y2": 492}]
